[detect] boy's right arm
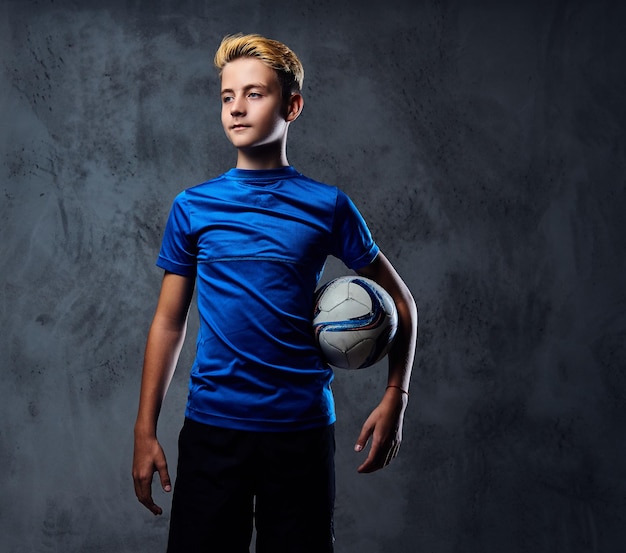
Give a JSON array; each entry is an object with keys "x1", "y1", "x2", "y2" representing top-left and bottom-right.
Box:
[{"x1": 132, "y1": 271, "x2": 195, "y2": 516}]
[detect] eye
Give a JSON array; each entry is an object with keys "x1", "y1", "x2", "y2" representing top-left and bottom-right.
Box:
[
  {"x1": 222, "y1": 95, "x2": 234, "y2": 104},
  {"x1": 248, "y1": 92, "x2": 262, "y2": 98}
]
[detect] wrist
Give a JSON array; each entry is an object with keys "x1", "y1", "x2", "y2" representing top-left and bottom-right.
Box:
[
  {"x1": 134, "y1": 419, "x2": 158, "y2": 439},
  {"x1": 384, "y1": 385, "x2": 409, "y2": 411},
  {"x1": 386, "y1": 385, "x2": 409, "y2": 397}
]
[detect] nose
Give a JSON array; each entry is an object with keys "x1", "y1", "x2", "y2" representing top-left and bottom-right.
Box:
[{"x1": 230, "y1": 96, "x2": 245, "y2": 117}]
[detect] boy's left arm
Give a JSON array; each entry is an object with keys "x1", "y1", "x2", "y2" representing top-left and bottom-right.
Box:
[{"x1": 354, "y1": 251, "x2": 418, "y2": 473}]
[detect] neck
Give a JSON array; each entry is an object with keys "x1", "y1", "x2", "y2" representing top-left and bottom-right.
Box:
[{"x1": 235, "y1": 138, "x2": 289, "y2": 170}]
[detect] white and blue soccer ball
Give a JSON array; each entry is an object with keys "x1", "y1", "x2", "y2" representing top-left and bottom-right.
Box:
[{"x1": 312, "y1": 276, "x2": 398, "y2": 370}]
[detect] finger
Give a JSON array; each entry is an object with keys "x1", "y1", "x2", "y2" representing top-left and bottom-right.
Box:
[
  {"x1": 384, "y1": 442, "x2": 400, "y2": 466},
  {"x1": 142, "y1": 496, "x2": 163, "y2": 516},
  {"x1": 357, "y1": 453, "x2": 383, "y2": 473},
  {"x1": 140, "y1": 487, "x2": 163, "y2": 516},
  {"x1": 354, "y1": 422, "x2": 374, "y2": 453},
  {"x1": 390, "y1": 441, "x2": 401, "y2": 461},
  {"x1": 357, "y1": 438, "x2": 386, "y2": 474},
  {"x1": 359, "y1": 438, "x2": 401, "y2": 473},
  {"x1": 134, "y1": 473, "x2": 163, "y2": 516}
]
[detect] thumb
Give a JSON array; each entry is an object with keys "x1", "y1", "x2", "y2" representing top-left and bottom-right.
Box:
[
  {"x1": 156, "y1": 459, "x2": 172, "y2": 493},
  {"x1": 354, "y1": 422, "x2": 373, "y2": 453}
]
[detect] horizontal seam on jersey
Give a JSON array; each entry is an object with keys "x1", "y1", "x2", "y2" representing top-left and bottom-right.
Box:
[{"x1": 199, "y1": 256, "x2": 301, "y2": 265}]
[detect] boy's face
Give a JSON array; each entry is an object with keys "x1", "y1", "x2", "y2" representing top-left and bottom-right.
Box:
[{"x1": 220, "y1": 57, "x2": 289, "y2": 151}]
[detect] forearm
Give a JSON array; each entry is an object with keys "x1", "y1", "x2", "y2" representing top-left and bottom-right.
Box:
[
  {"x1": 386, "y1": 284, "x2": 417, "y2": 393},
  {"x1": 357, "y1": 252, "x2": 418, "y2": 393},
  {"x1": 134, "y1": 318, "x2": 188, "y2": 437},
  {"x1": 135, "y1": 272, "x2": 194, "y2": 438}
]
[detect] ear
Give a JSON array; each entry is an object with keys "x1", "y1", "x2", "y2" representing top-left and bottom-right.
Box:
[{"x1": 285, "y1": 93, "x2": 304, "y2": 122}]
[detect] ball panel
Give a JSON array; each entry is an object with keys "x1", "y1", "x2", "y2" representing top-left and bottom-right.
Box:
[
  {"x1": 314, "y1": 297, "x2": 372, "y2": 323},
  {"x1": 346, "y1": 281, "x2": 372, "y2": 306}
]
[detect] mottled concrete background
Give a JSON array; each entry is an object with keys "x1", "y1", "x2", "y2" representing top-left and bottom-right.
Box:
[{"x1": 1, "y1": 0, "x2": 625, "y2": 551}]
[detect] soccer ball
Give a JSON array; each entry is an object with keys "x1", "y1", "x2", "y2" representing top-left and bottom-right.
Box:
[{"x1": 312, "y1": 276, "x2": 398, "y2": 370}]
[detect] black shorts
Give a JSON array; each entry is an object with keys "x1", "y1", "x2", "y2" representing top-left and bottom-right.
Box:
[{"x1": 167, "y1": 418, "x2": 336, "y2": 553}]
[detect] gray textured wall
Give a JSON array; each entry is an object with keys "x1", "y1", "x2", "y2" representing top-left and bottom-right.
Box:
[{"x1": 2, "y1": 0, "x2": 625, "y2": 551}]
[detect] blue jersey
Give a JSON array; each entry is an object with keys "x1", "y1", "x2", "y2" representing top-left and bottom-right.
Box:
[{"x1": 157, "y1": 166, "x2": 379, "y2": 431}]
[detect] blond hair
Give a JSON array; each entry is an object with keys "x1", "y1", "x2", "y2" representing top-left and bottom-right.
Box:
[{"x1": 214, "y1": 33, "x2": 304, "y2": 98}]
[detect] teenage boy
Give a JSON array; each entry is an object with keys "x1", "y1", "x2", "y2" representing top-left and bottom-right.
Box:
[{"x1": 132, "y1": 33, "x2": 417, "y2": 553}]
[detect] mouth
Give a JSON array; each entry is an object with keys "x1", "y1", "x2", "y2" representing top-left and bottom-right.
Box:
[{"x1": 231, "y1": 124, "x2": 250, "y2": 130}]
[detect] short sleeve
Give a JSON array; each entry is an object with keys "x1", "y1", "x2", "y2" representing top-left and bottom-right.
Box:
[
  {"x1": 156, "y1": 192, "x2": 198, "y2": 277},
  {"x1": 331, "y1": 190, "x2": 379, "y2": 270}
]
